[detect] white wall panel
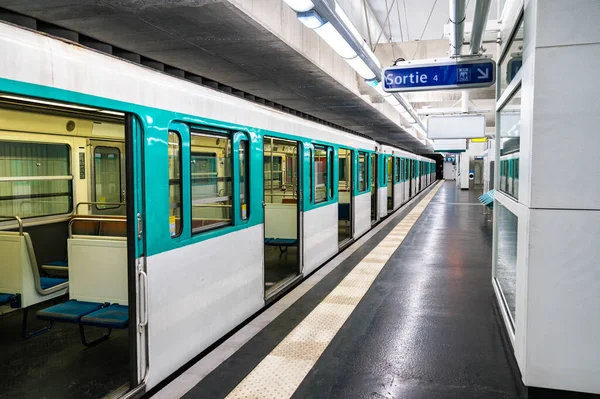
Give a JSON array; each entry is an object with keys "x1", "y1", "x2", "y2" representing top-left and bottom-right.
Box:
[
  {"x1": 523, "y1": 209, "x2": 600, "y2": 393},
  {"x1": 145, "y1": 225, "x2": 264, "y2": 388},
  {"x1": 530, "y1": 44, "x2": 600, "y2": 210},
  {"x1": 534, "y1": 1, "x2": 600, "y2": 48},
  {"x1": 303, "y1": 203, "x2": 338, "y2": 275}
]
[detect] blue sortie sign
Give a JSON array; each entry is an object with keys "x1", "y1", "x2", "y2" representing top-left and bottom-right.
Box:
[{"x1": 383, "y1": 59, "x2": 496, "y2": 92}]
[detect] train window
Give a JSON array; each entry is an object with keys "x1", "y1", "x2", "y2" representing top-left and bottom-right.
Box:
[
  {"x1": 0, "y1": 141, "x2": 72, "y2": 218},
  {"x1": 395, "y1": 158, "x2": 400, "y2": 183},
  {"x1": 190, "y1": 132, "x2": 232, "y2": 233},
  {"x1": 168, "y1": 131, "x2": 182, "y2": 237},
  {"x1": 239, "y1": 140, "x2": 249, "y2": 221},
  {"x1": 314, "y1": 145, "x2": 328, "y2": 203},
  {"x1": 94, "y1": 146, "x2": 121, "y2": 209},
  {"x1": 358, "y1": 152, "x2": 366, "y2": 192}
]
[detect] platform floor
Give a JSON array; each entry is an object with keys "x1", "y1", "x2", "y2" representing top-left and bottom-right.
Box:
[{"x1": 156, "y1": 181, "x2": 524, "y2": 399}]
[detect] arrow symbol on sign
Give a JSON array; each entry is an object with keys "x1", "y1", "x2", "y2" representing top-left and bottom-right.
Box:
[{"x1": 477, "y1": 68, "x2": 489, "y2": 79}]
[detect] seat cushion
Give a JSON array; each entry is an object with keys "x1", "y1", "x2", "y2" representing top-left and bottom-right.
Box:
[
  {"x1": 46, "y1": 260, "x2": 68, "y2": 267},
  {"x1": 0, "y1": 293, "x2": 14, "y2": 306},
  {"x1": 81, "y1": 305, "x2": 129, "y2": 329},
  {"x1": 267, "y1": 238, "x2": 297, "y2": 246},
  {"x1": 37, "y1": 300, "x2": 103, "y2": 323},
  {"x1": 40, "y1": 277, "x2": 68, "y2": 289}
]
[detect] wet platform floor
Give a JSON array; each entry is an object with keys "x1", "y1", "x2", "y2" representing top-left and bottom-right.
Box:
[{"x1": 158, "y1": 181, "x2": 525, "y2": 399}]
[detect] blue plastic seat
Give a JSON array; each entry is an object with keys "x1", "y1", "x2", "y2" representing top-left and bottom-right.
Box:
[
  {"x1": 37, "y1": 300, "x2": 104, "y2": 323},
  {"x1": 40, "y1": 277, "x2": 68, "y2": 290},
  {"x1": 267, "y1": 238, "x2": 297, "y2": 246},
  {"x1": 0, "y1": 293, "x2": 14, "y2": 306},
  {"x1": 81, "y1": 305, "x2": 129, "y2": 329},
  {"x1": 338, "y1": 203, "x2": 350, "y2": 220},
  {"x1": 46, "y1": 260, "x2": 68, "y2": 267}
]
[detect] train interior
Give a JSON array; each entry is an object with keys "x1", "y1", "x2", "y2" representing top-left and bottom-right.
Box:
[
  {"x1": 0, "y1": 97, "x2": 131, "y2": 398},
  {"x1": 337, "y1": 148, "x2": 352, "y2": 246},
  {"x1": 370, "y1": 153, "x2": 377, "y2": 224},
  {"x1": 387, "y1": 157, "x2": 393, "y2": 213},
  {"x1": 263, "y1": 137, "x2": 299, "y2": 295}
]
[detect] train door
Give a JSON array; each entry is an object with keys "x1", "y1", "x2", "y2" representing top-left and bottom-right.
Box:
[
  {"x1": 338, "y1": 148, "x2": 352, "y2": 247},
  {"x1": 370, "y1": 153, "x2": 377, "y2": 225},
  {"x1": 89, "y1": 139, "x2": 126, "y2": 216},
  {"x1": 127, "y1": 115, "x2": 148, "y2": 394},
  {"x1": 262, "y1": 136, "x2": 301, "y2": 298},
  {"x1": 0, "y1": 97, "x2": 146, "y2": 398},
  {"x1": 387, "y1": 157, "x2": 393, "y2": 213},
  {"x1": 409, "y1": 160, "x2": 413, "y2": 197}
]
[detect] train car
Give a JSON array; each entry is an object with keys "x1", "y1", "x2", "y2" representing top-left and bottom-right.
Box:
[
  {"x1": 0, "y1": 22, "x2": 435, "y2": 398},
  {"x1": 499, "y1": 152, "x2": 519, "y2": 199}
]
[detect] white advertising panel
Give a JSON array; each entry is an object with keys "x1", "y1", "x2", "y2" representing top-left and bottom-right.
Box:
[{"x1": 428, "y1": 114, "x2": 486, "y2": 139}]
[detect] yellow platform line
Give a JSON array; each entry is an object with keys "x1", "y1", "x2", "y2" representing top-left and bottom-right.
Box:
[{"x1": 225, "y1": 183, "x2": 443, "y2": 399}]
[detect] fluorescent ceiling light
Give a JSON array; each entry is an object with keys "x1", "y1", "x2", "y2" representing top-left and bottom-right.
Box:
[
  {"x1": 345, "y1": 55, "x2": 376, "y2": 80},
  {"x1": 335, "y1": 1, "x2": 382, "y2": 70},
  {"x1": 383, "y1": 94, "x2": 400, "y2": 106},
  {"x1": 314, "y1": 22, "x2": 357, "y2": 59},
  {"x1": 283, "y1": 0, "x2": 314, "y2": 12},
  {"x1": 0, "y1": 94, "x2": 98, "y2": 111},
  {"x1": 394, "y1": 105, "x2": 416, "y2": 123},
  {"x1": 374, "y1": 82, "x2": 390, "y2": 97},
  {"x1": 297, "y1": 10, "x2": 326, "y2": 29},
  {"x1": 99, "y1": 110, "x2": 125, "y2": 116},
  {"x1": 334, "y1": 2, "x2": 365, "y2": 47}
]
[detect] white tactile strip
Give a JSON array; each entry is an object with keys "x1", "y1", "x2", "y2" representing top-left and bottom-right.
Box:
[
  {"x1": 224, "y1": 183, "x2": 443, "y2": 399},
  {"x1": 154, "y1": 182, "x2": 441, "y2": 399}
]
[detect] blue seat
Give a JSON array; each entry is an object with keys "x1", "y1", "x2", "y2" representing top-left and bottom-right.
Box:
[
  {"x1": 37, "y1": 300, "x2": 104, "y2": 323},
  {"x1": 81, "y1": 305, "x2": 129, "y2": 329},
  {"x1": 40, "y1": 277, "x2": 68, "y2": 290},
  {"x1": 0, "y1": 293, "x2": 14, "y2": 306},
  {"x1": 266, "y1": 238, "x2": 297, "y2": 246},
  {"x1": 46, "y1": 260, "x2": 68, "y2": 267},
  {"x1": 37, "y1": 300, "x2": 126, "y2": 346},
  {"x1": 338, "y1": 203, "x2": 350, "y2": 220},
  {"x1": 479, "y1": 189, "x2": 495, "y2": 209}
]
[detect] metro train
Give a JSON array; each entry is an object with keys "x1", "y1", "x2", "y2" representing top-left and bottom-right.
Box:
[
  {"x1": 0, "y1": 22, "x2": 435, "y2": 398},
  {"x1": 499, "y1": 152, "x2": 519, "y2": 199}
]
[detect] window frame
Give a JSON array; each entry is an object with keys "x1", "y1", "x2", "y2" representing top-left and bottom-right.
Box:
[
  {"x1": 189, "y1": 130, "x2": 234, "y2": 235},
  {"x1": 0, "y1": 140, "x2": 74, "y2": 220},
  {"x1": 237, "y1": 136, "x2": 250, "y2": 222},
  {"x1": 168, "y1": 130, "x2": 183, "y2": 238},
  {"x1": 357, "y1": 151, "x2": 367, "y2": 193},
  {"x1": 312, "y1": 144, "x2": 329, "y2": 204},
  {"x1": 93, "y1": 145, "x2": 122, "y2": 210}
]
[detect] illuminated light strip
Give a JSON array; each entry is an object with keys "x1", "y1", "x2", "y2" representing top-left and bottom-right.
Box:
[{"x1": 225, "y1": 182, "x2": 443, "y2": 399}]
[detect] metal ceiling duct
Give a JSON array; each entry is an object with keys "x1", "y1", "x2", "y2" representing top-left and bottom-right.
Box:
[
  {"x1": 448, "y1": 0, "x2": 466, "y2": 57},
  {"x1": 469, "y1": 0, "x2": 493, "y2": 55}
]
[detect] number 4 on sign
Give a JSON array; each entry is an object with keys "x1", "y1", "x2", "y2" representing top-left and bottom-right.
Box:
[{"x1": 433, "y1": 75, "x2": 438, "y2": 81}]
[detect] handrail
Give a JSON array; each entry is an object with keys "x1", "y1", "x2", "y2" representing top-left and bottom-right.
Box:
[
  {"x1": 75, "y1": 201, "x2": 126, "y2": 213},
  {"x1": 68, "y1": 216, "x2": 127, "y2": 238},
  {"x1": 0, "y1": 215, "x2": 23, "y2": 235}
]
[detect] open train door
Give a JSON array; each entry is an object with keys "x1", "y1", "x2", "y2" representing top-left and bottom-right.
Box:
[{"x1": 125, "y1": 114, "x2": 148, "y2": 395}]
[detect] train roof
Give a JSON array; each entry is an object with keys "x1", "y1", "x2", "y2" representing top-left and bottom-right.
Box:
[{"x1": 0, "y1": 22, "x2": 427, "y2": 158}]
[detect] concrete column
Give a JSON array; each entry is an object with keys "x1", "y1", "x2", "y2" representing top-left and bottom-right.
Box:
[{"x1": 513, "y1": 0, "x2": 600, "y2": 394}]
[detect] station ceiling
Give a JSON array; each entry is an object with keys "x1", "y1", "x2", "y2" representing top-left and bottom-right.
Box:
[
  {"x1": 367, "y1": 0, "x2": 501, "y2": 43},
  {"x1": 0, "y1": 0, "x2": 431, "y2": 154}
]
